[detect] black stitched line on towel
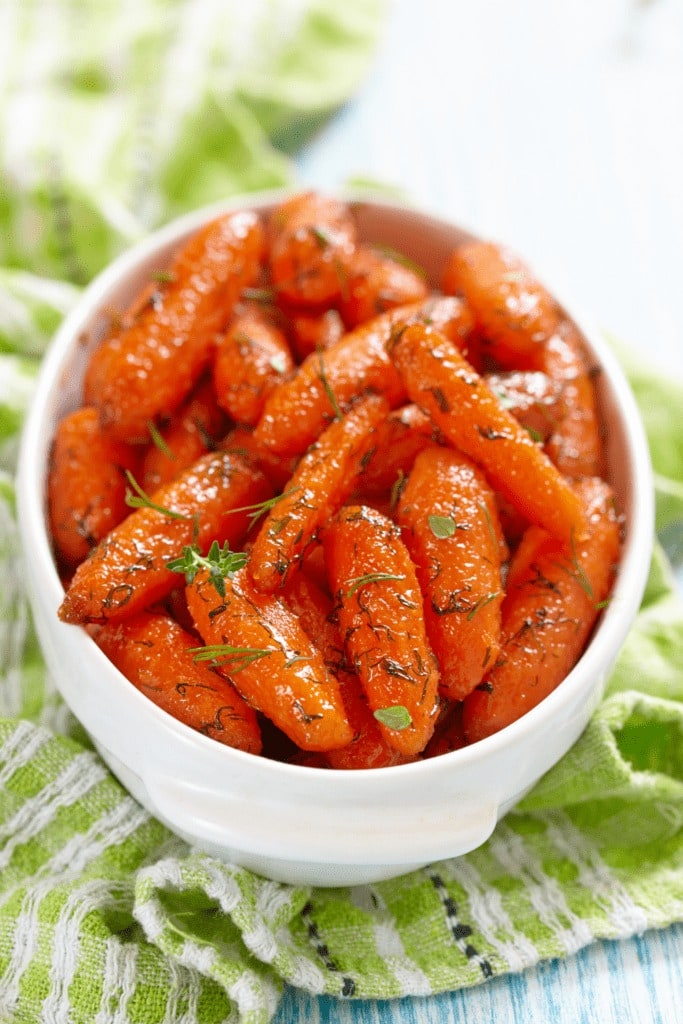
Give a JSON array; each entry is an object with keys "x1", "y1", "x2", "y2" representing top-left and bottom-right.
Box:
[
  {"x1": 429, "y1": 872, "x2": 494, "y2": 979},
  {"x1": 301, "y1": 901, "x2": 357, "y2": 997}
]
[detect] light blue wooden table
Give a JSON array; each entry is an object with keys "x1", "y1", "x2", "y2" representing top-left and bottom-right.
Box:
[{"x1": 275, "y1": 1, "x2": 683, "y2": 1020}]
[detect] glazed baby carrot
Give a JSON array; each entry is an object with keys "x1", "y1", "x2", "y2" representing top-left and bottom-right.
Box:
[
  {"x1": 141, "y1": 377, "x2": 228, "y2": 492},
  {"x1": 441, "y1": 240, "x2": 561, "y2": 368},
  {"x1": 484, "y1": 370, "x2": 567, "y2": 446},
  {"x1": 288, "y1": 308, "x2": 344, "y2": 360},
  {"x1": 338, "y1": 244, "x2": 429, "y2": 328},
  {"x1": 249, "y1": 393, "x2": 389, "y2": 593},
  {"x1": 185, "y1": 566, "x2": 354, "y2": 752},
  {"x1": 462, "y1": 476, "x2": 621, "y2": 743},
  {"x1": 219, "y1": 424, "x2": 300, "y2": 492},
  {"x1": 93, "y1": 610, "x2": 262, "y2": 752},
  {"x1": 48, "y1": 406, "x2": 140, "y2": 567},
  {"x1": 58, "y1": 450, "x2": 273, "y2": 624},
  {"x1": 324, "y1": 504, "x2": 440, "y2": 757},
  {"x1": 391, "y1": 323, "x2": 586, "y2": 543},
  {"x1": 283, "y1": 571, "x2": 409, "y2": 768},
  {"x1": 84, "y1": 209, "x2": 264, "y2": 442},
  {"x1": 268, "y1": 191, "x2": 356, "y2": 307},
  {"x1": 396, "y1": 445, "x2": 505, "y2": 701},
  {"x1": 351, "y1": 402, "x2": 443, "y2": 498},
  {"x1": 213, "y1": 307, "x2": 294, "y2": 426},
  {"x1": 254, "y1": 296, "x2": 473, "y2": 458}
]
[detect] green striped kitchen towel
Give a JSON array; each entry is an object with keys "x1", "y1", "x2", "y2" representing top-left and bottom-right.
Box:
[{"x1": 1, "y1": 2, "x2": 682, "y2": 1022}]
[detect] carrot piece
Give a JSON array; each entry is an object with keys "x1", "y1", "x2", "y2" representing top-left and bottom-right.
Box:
[
  {"x1": 253, "y1": 296, "x2": 473, "y2": 458},
  {"x1": 93, "y1": 611, "x2": 262, "y2": 752},
  {"x1": 324, "y1": 504, "x2": 440, "y2": 757},
  {"x1": 539, "y1": 323, "x2": 603, "y2": 478},
  {"x1": 140, "y1": 377, "x2": 228, "y2": 492},
  {"x1": 48, "y1": 407, "x2": 140, "y2": 567},
  {"x1": 288, "y1": 308, "x2": 344, "y2": 361},
  {"x1": 484, "y1": 370, "x2": 567, "y2": 445},
  {"x1": 268, "y1": 191, "x2": 356, "y2": 307},
  {"x1": 219, "y1": 424, "x2": 299, "y2": 492},
  {"x1": 423, "y1": 702, "x2": 467, "y2": 758},
  {"x1": 441, "y1": 240, "x2": 561, "y2": 368},
  {"x1": 352, "y1": 402, "x2": 443, "y2": 498},
  {"x1": 338, "y1": 244, "x2": 429, "y2": 329},
  {"x1": 283, "y1": 572, "x2": 409, "y2": 768},
  {"x1": 58, "y1": 450, "x2": 273, "y2": 624},
  {"x1": 84, "y1": 210, "x2": 264, "y2": 442},
  {"x1": 249, "y1": 393, "x2": 390, "y2": 593},
  {"x1": 462, "y1": 477, "x2": 621, "y2": 743},
  {"x1": 185, "y1": 566, "x2": 354, "y2": 752},
  {"x1": 396, "y1": 446, "x2": 504, "y2": 701},
  {"x1": 391, "y1": 323, "x2": 586, "y2": 543},
  {"x1": 213, "y1": 308, "x2": 294, "y2": 426}
]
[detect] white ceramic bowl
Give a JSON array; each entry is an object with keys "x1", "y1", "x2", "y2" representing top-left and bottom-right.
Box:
[{"x1": 17, "y1": 193, "x2": 654, "y2": 887}]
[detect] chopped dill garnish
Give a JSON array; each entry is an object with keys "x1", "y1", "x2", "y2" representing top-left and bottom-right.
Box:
[
  {"x1": 147, "y1": 420, "x2": 175, "y2": 460},
  {"x1": 317, "y1": 347, "x2": 343, "y2": 420},
  {"x1": 346, "y1": 572, "x2": 405, "y2": 598},
  {"x1": 190, "y1": 644, "x2": 272, "y2": 673},
  {"x1": 124, "y1": 471, "x2": 189, "y2": 520}
]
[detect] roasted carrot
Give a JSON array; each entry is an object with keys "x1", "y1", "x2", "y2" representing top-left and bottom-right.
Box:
[
  {"x1": 288, "y1": 308, "x2": 344, "y2": 361},
  {"x1": 283, "y1": 571, "x2": 409, "y2": 768},
  {"x1": 213, "y1": 307, "x2": 294, "y2": 426},
  {"x1": 140, "y1": 377, "x2": 228, "y2": 492},
  {"x1": 484, "y1": 370, "x2": 567, "y2": 446},
  {"x1": 423, "y1": 702, "x2": 467, "y2": 758},
  {"x1": 219, "y1": 424, "x2": 300, "y2": 492},
  {"x1": 441, "y1": 240, "x2": 561, "y2": 368},
  {"x1": 185, "y1": 566, "x2": 354, "y2": 752},
  {"x1": 396, "y1": 445, "x2": 505, "y2": 701},
  {"x1": 462, "y1": 476, "x2": 621, "y2": 742},
  {"x1": 268, "y1": 191, "x2": 356, "y2": 307},
  {"x1": 58, "y1": 450, "x2": 273, "y2": 624},
  {"x1": 539, "y1": 322, "x2": 603, "y2": 478},
  {"x1": 93, "y1": 610, "x2": 262, "y2": 752},
  {"x1": 254, "y1": 296, "x2": 473, "y2": 458},
  {"x1": 84, "y1": 210, "x2": 264, "y2": 442},
  {"x1": 324, "y1": 504, "x2": 440, "y2": 757},
  {"x1": 351, "y1": 403, "x2": 443, "y2": 498},
  {"x1": 48, "y1": 407, "x2": 140, "y2": 567},
  {"x1": 391, "y1": 323, "x2": 586, "y2": 543},
  {"x1": 249, "y1": 394, "x2": 389, "y2": 593},
  {"x1": 338, "y1": 244, "x2": 429, "y2": 328}
]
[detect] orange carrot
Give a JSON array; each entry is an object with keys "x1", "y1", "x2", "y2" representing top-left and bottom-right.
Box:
[
  {"x1": 283, "y1": 572, "x2": 409, "y2": 768},
  {"x1": 338, "y1": 244, "x2": 429, "y2": 329},
  {"x1": 324, "y1": 504, "x2": 440, "y2": 757},
  {"x1": 58, "y1": 450, "x2": 272, "y2": 624},
  {"x1": 84, "y1": 210, "x2": 264, "y2": 442},
  {"x1": 441, "y1": 240, "x2": 561, "y2": 368},
  {"x1": 213, "y1": 308, "x2": 294, "y2": 426},
  {"x1": 185, "y1": 566, "x2": 354, "y2": 752},
  {"x1": 94, "y1": 610, "x2": 262, "y2": 752},
  {"x1": 351, "y1": 402, "x2": 443, "y2": 498},
  {"x1": 253, "y1": 296, "x2": 473, "y2": 458},
  {"x1": 288, "y1": 308, "x2": 344, "y2": 361},
  {"x1": 140, "y1": 377, "x2": 228, "y2": 492},
  {"x1": 391, "y1": 323, "x2": 586, "y2": 543},
  {"x1": 396, "y1": 445, "x2": 505, "y2": 701},
  {"x1": 484, "y1": 370, "x2": 567, "y2": 446},
  {"x1": 268, "y1": 191, "x2": 357, "y2": 307},
  {"x1": 249, "y1": 394, "x2": 389, "y2": 593},
  {"x1": 219, "y1": 424, "x2": 300, "y2": 492},
  {"x1": 462, "y1": 476, "x2": 621, "y2": 742},
  {"x1": 48, "y1": 407, "x2": 140, "y2": 567}
]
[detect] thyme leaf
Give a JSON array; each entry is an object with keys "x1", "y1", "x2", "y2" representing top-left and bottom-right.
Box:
[
  {"x1": 124, "y1": 471, "x2": 189, "y2": 520},
  {"x1": 373, "y1": 705, "x2": 412, "y2": 730},
  {"x1": 166, "y1": 540, "x2": 247, "y2": 597},
  {"x1": 428, "y1": 514, "x2": 456, "y2": 539}
]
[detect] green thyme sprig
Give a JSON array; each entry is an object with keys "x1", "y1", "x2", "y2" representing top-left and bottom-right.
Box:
[
  {"x1": 373, "y1": 705, "x2": 412, "y2": 730},
  {"x1": 166, "y1": 540, "x2": 247, "y2": 597}
]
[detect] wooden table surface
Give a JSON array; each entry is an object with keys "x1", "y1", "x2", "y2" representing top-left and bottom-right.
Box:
[{"x1": 276, "y1": 1, "x2": 683, "y2": 1020}]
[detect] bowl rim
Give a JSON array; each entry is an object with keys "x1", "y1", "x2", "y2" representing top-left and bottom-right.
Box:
[{"x1": 16, "y1": 188, "x2": 655, "y2": 785}]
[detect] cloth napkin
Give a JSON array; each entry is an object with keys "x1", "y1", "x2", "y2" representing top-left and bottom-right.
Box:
[{"x1": 1, "y1": 3, "x2": 682, "y2": 1022}]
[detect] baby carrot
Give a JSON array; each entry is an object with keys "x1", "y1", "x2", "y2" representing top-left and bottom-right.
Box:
[
  {"x1": 484, "y1": 370, "x2": 566, "y2": 446},
  {"x1": 288, "y1": 308, "x2": 344, "y2": 361},
  {"x1": 338, "y1": 244, "x2": 429, "y2": 329},
  {"x1": 391, "y1": 323, "x2": 586, "y2": 543},
  {"x1": 324, "y1": 504, "x2": 440, "y2": 757},
  {"x1": 396, "y1": 446, "x2": 504, "y2": 701},
  {"x1": 462, "y1": 476, "x2": 621, "y2": 743},
  {"x1": 93, "y1": 611, "x2": 262, "y2": 752},
  {"x1": 441, "y1": 240, "x2": 561, "y2": 368},
  {"x1": 249, "y1": 393, "x2": 389, "y2": 593},
  {"x1": 84, "y1": 209, "x2": 264, "y2": 442},
  {"x1": 283, "y1": 572, "x2": 409, "y2": 768},
  {"x1": 219, "y1": 424, "x2": 300, "y2": 492},
  {"x1": 58, "y1": 450, "x2": 273, "y2": 624},
  {"x1": 213, "y1": 307, "x2": 294, "y2": 426},
  {"x1": 48, "y1": 407, "x2": 140, "y2": 567},
  {"x1": 351, "y1": 402, "x2": 443, "y2": 498},
  {"x1": 140, "y1": 376, "x2": 228, "y2": 492},
  {"x1": 254, "y1": 296, "x2": 473, "y2": 458},
  {"x1": 185, "y1": 566, "x2": 354, "y2": 752},
  {"x1": 267, "y1": 191, "x2": 356, "y2": 307}
]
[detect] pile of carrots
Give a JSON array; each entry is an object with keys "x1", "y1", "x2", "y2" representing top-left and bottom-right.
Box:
[{"x1": 50, "y1": 191, "x2": 621, "y2": 768}]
